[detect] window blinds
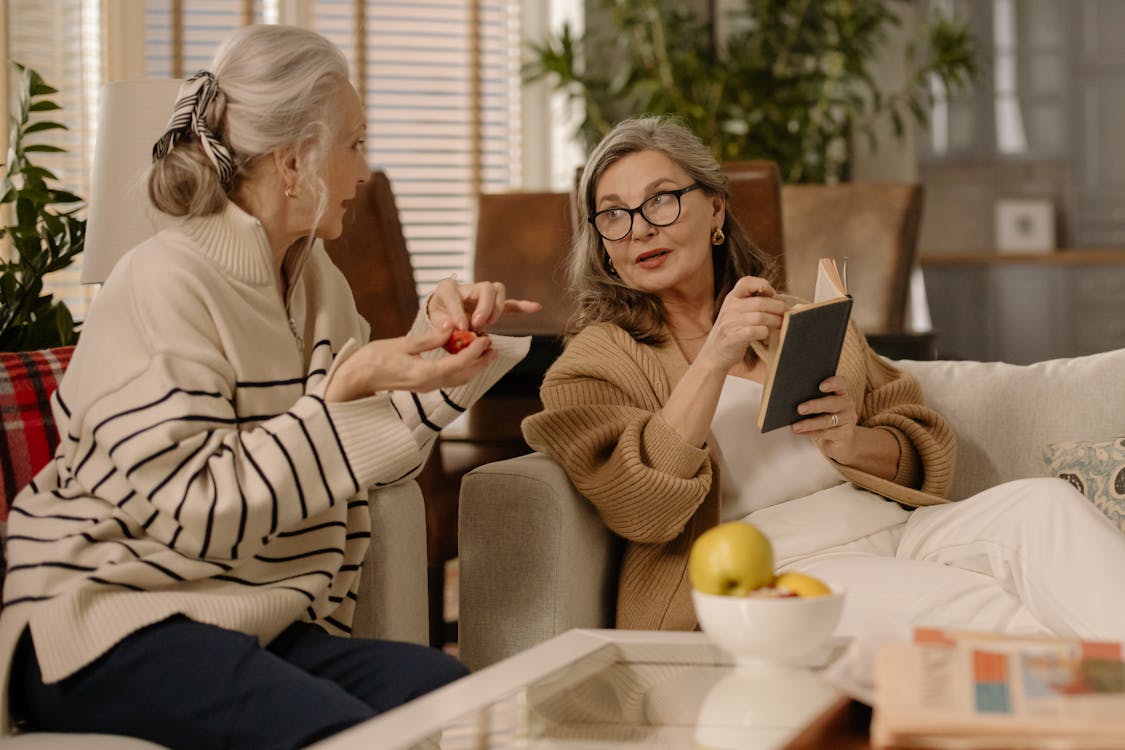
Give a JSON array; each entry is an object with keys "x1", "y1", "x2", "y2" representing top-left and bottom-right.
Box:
[
  {"x1": 4, "y1": 0, "x2": 522, "y2": 317},
  {"x1": 314, "y1": 0, "x2": 523, "y2": 294}
]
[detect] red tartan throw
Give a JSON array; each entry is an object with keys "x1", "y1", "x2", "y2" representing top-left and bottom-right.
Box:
[{"x1": 1, "y1": 347, "x2": 75, "y2": 589}]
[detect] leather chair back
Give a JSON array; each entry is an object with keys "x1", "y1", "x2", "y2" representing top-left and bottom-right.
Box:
[
  {"x1": 720, "y1": 160, "x2": 786, "y2": 289},
  {"x1": 474, "y1": 191, "x2": 575, "y2": 335},
  {"x1": 323, "y1": 170, "x2": 419, "y2": 338},
  {"x1": 781, "y1": 182, "x2": 923, "y2": 334}
]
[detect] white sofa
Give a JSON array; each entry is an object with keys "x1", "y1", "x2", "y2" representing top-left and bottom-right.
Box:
[
  {"x1": 458, "y1": 348, "x2": 1125, "y2": 671},
  {"x1": 4, "y1": 481, "x2": 428, "y2": 749}
]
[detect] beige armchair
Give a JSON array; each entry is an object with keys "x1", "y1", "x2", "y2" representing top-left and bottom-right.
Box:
[{"x1": 458, "y1": 348, "x2": 1125, "y2": 671}]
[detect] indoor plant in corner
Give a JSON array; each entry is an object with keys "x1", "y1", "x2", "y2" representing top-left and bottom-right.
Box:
[
  {"x1": 527, "y1": 0, "x2": 977, "y2": 184},
  {"x1": 0, "y1": 63, "x2": 85, "y2": 351}
]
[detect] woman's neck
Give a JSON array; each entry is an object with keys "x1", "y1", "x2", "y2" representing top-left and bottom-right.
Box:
[
  {"x1": 662, "y1": 292, "x2": 763, "y2": 379},
  {"x1": 662, "y1": 295, "x2": 713, "y2": 342},
  {"x1": 230, "y1": 180, "x2": 302, "y2": 297}
]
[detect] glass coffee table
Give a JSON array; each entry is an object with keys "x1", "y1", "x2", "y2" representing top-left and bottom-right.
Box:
[{"x1": 310, "y1": 629, "x2": 868, "y2": 749}]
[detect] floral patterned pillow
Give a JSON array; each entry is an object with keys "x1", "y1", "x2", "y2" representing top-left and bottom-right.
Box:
[{"x1": 1042, "y1": 437, "x2": 1125, "y2": 534}]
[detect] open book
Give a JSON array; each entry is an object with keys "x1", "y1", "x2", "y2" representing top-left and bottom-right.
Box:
[
  {"x1": 752, "y1": 257, "x2": 852, "y2": 433},
  {"x1": 871, "y1": 627, "x2": 1125, "y2": 749}
]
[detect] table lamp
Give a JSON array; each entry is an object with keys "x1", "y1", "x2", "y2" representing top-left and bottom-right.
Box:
[{"x1": 81, "y1": 78, "x2": 183, "y2": 284}]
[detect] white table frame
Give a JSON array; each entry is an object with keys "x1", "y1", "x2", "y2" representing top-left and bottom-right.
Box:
[{"x1": 310, "y1": 628, "x2": 844, "y2": 750}]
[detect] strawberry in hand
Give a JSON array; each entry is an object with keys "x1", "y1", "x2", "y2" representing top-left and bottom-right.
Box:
[{"x1": 442, "y1": 329, "x2": 477, "y2": 354}]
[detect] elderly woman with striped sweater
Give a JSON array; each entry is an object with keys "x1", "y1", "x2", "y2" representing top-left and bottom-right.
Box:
[
  {"x1": 0, "y1": 24, "x2": 538, "y2": 749},
  {"x1": 523, "y1": 116, "x2": 1125, "y2": 645}
]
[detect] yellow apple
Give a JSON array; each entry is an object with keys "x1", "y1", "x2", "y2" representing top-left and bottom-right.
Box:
[
  {"x1": 772, "y1": 571, "x2": 832, "y2": 598},
  {"x1": 689, "y1": 521, "x2": 775, "y2": 596}
]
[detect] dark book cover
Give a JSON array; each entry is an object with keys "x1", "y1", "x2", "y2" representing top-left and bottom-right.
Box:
[{"x1": 757, "y1": 296, "x2": 853, "y2": 433}]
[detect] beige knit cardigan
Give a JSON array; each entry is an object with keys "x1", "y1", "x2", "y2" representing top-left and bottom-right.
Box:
[{"x1": 522, "y1": 309, "x2": 956, "y2": 631}]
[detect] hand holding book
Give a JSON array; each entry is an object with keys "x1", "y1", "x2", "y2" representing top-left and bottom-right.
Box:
[{"x1": 752, "y1": 257, "x2": 852, "y2": 433}]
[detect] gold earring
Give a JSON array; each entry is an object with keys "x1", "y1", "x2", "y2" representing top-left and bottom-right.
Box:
[
  {"x1": 711, "y1": 226, "x2": 726, "y2": 246},
  {"x1": 285, "y1": 185, "x2": 297, "y2": 199},
  {"x1": 606, "y1": 255, "x2": 618, "y2": 276}
]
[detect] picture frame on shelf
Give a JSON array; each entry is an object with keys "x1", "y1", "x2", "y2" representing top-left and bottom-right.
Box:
[{"x1": 995, "y1": 198, "x2": 1056, "y2": 254}]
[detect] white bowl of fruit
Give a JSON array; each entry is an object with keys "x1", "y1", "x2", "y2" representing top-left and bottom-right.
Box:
[{"x1": 689, "y1": 521, "x2": 844, "y2": 669}]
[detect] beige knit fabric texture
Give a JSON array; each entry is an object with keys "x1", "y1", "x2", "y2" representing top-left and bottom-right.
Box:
[{"x1": 523, "y1": 307, "x2": 956, "y2": 632}]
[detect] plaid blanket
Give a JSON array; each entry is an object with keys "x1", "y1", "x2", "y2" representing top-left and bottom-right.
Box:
[{"x1": 1, "y1": 346, "x2": 74, "y2": 589}]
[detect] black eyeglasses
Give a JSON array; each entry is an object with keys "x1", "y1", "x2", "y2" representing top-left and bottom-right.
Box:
[{"x1": 588, "y1": 182, "x2": 704, "y2": 241}]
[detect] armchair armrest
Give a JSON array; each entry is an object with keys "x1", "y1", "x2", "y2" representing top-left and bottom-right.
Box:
[
  {"x1": 353, "y1": 481, "x2": 429, "y2": 645},
  {"x1": 458, "y1": 453, "x2": 619, "y2": 670}
]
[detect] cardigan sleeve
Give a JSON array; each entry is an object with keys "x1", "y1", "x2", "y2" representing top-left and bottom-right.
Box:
[
  {"x1": 522, "y1": 326, "x2": 712, "y2": 544},
  {"x1": 840, "y1": 327, "x2": 956, "y2": 497}
]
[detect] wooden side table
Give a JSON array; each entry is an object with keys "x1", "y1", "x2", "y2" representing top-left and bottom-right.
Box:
[{"x1": 783, "y1": 697, "x2": 873, "y2": 749}]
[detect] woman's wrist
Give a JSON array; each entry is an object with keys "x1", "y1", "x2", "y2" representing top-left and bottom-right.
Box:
[
  {"x1": 325, "y1": 363, "x2": 364, "y2": 403},
  {"x1": 689, "y1": 347, "x2": 732, "y2": 379}
]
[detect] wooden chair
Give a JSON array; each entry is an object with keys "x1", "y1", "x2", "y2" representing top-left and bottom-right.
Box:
[
  {"x1": 780, "y1": 183, "x2": 924, "y2": 334},
  {"x1": 322, "y1": 170, "x2": 459, "y2": 647},
  {"x1": 473, "y1": 191, "x2": 575, "y2": 337},
  {"x1": 720, "y1": 160, "x2": 787, "y2": 289},
  {"x1": 440, "y1": 189, "x2": 576, "y2": 565},
  {"x1": 323, "y1": 171, "x2": 419, "y2": 335}
]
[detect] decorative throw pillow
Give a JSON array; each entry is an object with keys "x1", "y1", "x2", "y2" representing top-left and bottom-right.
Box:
[
  {"x1": 0, "y1": 346, "x2": 75, "y2": 594},
  {"x1": 1042, "y1": 437, "x2": 1125, "y2": 534}
]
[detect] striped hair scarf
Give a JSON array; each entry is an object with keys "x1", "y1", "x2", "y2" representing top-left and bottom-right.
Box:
[{"x1": 152, "y1": 71, "x2": 235, "y2": 186}]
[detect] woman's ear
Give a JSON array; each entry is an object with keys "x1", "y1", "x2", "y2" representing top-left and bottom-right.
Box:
[
  {"x1": 712, "y1": 194, "x2": 727, "y2": 228},
  {"x1": 273, "y1": 144, "x2": 300, "y2": 191}
]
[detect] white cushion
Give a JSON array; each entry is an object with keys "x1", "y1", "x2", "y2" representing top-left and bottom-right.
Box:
[{"x1": 897, "y1": 348, "x2": 1125, "y2": 500}]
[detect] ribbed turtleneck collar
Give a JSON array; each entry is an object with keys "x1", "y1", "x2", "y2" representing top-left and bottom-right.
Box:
[{"x1": 176, "y1": 202, "x2": 278, "y2": 287}]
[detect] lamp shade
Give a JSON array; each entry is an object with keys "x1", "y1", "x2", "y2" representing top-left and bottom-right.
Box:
[{"x1": 81, "y1": 78, "x2": 183, "y2": 284}]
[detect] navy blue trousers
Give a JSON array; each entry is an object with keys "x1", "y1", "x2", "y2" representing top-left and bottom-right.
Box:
[{"x1": 11, "y1": 616, "x2": 468, "y2": 749}]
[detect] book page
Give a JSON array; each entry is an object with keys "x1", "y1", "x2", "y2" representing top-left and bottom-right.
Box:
[{"x1": 814, "y1": 257, "x2": 848, "y2": 303}]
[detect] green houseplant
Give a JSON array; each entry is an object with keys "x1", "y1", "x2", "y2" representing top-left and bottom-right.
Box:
[
  {"x1": 527, "y1": 0, "x2": 977, "y2": 184},
  {"x1": 0, "y1": 63, "x2": 85, "y2": 351}
]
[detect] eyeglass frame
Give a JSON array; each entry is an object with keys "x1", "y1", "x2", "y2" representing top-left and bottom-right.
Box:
[{"x1": 587, "y1": 182, "x2": 705, "y2": 241}]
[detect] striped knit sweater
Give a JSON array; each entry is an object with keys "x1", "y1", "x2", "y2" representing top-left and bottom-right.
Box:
[
  {"x1": 0, "y1": 202, "x2": 528, "y2": 731},
  {"x1": 521, "y1": 307, "x2": 956, "y2": 632}
]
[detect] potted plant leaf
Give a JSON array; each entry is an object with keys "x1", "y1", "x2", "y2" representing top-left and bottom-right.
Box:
[
  {"x1": 526, "y1": 0, "x2": 977, "y2": 184},
  {"x1": 0, "y1": 63, "x2": 85, "y2": 351}
]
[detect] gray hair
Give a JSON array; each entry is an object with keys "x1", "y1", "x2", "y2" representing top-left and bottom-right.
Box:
[
  {"x1": 568, "y1": 116, "x2": 772, "y2": 344},
  {"x1": 148, "y1": 24, "x2": 351, "y2": 222}
]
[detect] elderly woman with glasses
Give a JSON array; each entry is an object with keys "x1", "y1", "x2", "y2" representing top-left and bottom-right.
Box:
[
  {"x1": 1, "y1": 24, "x2": 538, "y2": 749},
  {"x1": 523, "y1": 115, "x2": 1125, "y2": 646}
]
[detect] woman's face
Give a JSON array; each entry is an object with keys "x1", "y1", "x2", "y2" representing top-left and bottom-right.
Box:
[
  {"x1": 312, "y1": 83, "x2": 370, "y2": 240},
  {"x1": 593, "y1": 149, "x2": 723, "y2": 302}
]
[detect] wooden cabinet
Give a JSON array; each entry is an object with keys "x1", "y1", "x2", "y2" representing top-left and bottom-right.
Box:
[{"x1": 922, "y1": 251, "x2": 1125, "y2": 364}]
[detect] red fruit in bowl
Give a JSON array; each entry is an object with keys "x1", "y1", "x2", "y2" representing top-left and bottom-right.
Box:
[{"x1": 443, "y1": 329, "x2": 477, "y2": 354}]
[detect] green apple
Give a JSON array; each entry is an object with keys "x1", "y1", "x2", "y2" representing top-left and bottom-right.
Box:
[{"x1": 689, "y1": 521, "x2": 775, "y2": 596}]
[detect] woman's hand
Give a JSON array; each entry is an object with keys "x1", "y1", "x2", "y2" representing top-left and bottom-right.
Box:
[
  {"x1": 792, "y1": 374, "x2": 900, "y2": 479},
  {"x1": 791, "y1": 375, "x2": 860, "y2": 461},
  {"x1": 696, "y1": 276, "x2": 786, "y2": 373},
  {"x1": 426, "y1": 278, "x2": 541, "y2": 333},
  {"x1": 660, "y1": 277, "x2": 784, "y2": 447},
  {"x1": 324, "y1": 328, "x2": 495, "y2": 402}
]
